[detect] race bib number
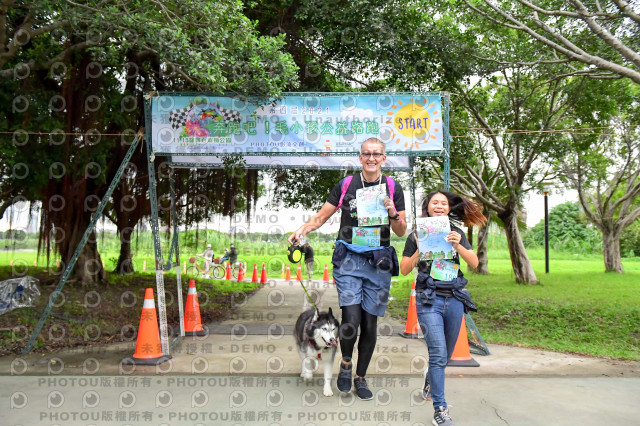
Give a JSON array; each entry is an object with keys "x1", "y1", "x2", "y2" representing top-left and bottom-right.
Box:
[
  {"x1": 352, "y1": 227, "x2": 381, "y2": 247},
  {"x1": 430, "y1": 259, "x2": 459, "y2": 281}
]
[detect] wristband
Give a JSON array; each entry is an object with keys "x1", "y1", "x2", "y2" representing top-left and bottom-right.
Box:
[{"x1": 389, "y1": 213, "x2": 400, "y2": 221}]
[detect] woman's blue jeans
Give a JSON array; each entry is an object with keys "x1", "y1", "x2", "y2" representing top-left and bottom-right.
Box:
[{"x1": 416, "y1": 295, "x2": 464, "y2": 410}]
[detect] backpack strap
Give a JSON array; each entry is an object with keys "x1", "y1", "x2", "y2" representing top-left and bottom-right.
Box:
[
  {"x1": 335, "y1": 176, "x2": 354, "y2": 212},
  {"x1": 386, "y1": 176, "x2": 396, "y2": 212}
]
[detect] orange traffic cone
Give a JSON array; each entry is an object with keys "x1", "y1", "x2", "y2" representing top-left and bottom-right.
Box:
[
  {"x1": 399, "y1": 281, "x2": 422, "y2": 339},
  {"x1": 296, "y1": 264, "x2": 303, "y2": 281},
  {"x1": 184, "y1": 279, "x2": 207, "y2": 336},
  {"x1": 447, "y1": 315, "x2": 480, "y2": 367},
  {"x1": 251, "y1": 264, "x2": 258, "y2": 283},
  {"x1": 260, "y1": 263, "x2": 267, "y2": 284},
  {"x1": 225, "y1": 264, "x2": 232, "y2": 280},
  {"x1": 237, "y1": 264, "x2": 244, "y2": 282},
  {"x1": 285, "y1": 264, "x2": 291, "y2": 280},
  {"x1": 322, "y1": 264, "x2": 330, "y2": 282},
  {"x1": 280, "y1": 264, "x2": 285, "y2": 279},
  {"x1": 122, "y1": 288, "x2": 172, "y2": 365}
]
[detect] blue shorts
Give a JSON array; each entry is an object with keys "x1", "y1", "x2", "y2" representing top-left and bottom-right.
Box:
[{"x1": 333, "y1": 251, "x2": 392, "y2": 317}]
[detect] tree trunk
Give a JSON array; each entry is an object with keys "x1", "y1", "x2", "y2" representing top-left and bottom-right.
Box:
[
  {"x1": 115, "y1": 227, "x2": 135, "y2": 274},
  {"x1": 67, "y1": 226, "x2": 106, "y2": 286},
  {"x1": 602, "y1": 228, "x2": 624, "y2": 273},
  {"x1": 472, "y1": 214, "x2": 491, "y2": 275},
  {"x1": 499, "y1": 210, "x2": 538, "y2": 284}
]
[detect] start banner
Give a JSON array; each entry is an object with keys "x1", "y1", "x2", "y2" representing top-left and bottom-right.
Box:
[{"x1": 149, "y1": 92, "x2": 448, "y2": 156}]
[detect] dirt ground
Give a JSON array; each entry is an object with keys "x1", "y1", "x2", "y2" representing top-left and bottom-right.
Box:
[{"x1": 0, "y1": 269, "x2": 253, "y2": 356}]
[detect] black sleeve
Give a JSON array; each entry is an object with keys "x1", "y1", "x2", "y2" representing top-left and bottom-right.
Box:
[
  {"x1": 392, "y1": 180, "x2": 405, "y2": 212},
  {"x1": 325, "y1": 179, "x2": 344, "y2": 207},
  {"x1": 402, "y1": 231, "x2": 418, "y2": 258}
]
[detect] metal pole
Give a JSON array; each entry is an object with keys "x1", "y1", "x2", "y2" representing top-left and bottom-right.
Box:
[
  {"x1": 23, "y1": 132, "x2": 142, "y2": 354},
  {"x1": 544, "y1": 191, "x2": 549, "y2": 273}
]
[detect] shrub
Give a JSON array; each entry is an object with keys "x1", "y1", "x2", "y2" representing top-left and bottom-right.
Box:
[{"x1": 524, "y1": 202, "x2": 602, "y2": 254}]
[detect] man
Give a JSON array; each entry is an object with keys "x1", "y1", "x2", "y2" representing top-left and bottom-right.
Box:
[
  {"x1": 288, "y1": 137, "x2": 406, "y2": 400},
  {"x1": 228, "y1": 243, "x2": 238, "y2": 266},
  {"x1": 302, "y1": 242, "x2": 314, "y2": 280},
  {"x1": 197, "y1": 244, "x2": 214, "y2": 279}
]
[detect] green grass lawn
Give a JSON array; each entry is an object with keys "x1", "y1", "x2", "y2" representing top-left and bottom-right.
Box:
[
  {"x1": 387, "y1": 250, "x2": 640, "y2": 361},
  {"x1": 1, "y1": 242, "x2": 639, "y2": 360}
]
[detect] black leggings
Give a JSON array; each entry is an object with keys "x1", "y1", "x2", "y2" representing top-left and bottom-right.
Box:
[{"x1": 339, "y1": 304, "x2": 378, "y2": 378}]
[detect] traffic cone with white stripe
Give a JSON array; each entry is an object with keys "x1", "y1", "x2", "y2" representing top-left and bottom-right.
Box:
[
  {"x1": 322, "y1": 264, "x2": 330, "y2": 283},
  {"x1": 251, "y1": 263, "x2": 259, "y2": 283},
  {"x1": 237, "y1": 264, "x2": 244, "y2": 282},
  {"x1": 399, "y1": 281, "x2": 422, "y2": 338},
  {"x1": 296, "y1": 264, "x2": 303, "y2": 281},
  {"x1": 184, "y1": 279, "x2": 207, "y2": 336},
  {"x1": 260, "y1": 263, "x2": 268, "y2": 284},
  {"x1": 122, "y1": 288, "x2": 172, "y2": 365},
  {"x1": 285, "y1": 264, "x2": 291, "y2": 280},
  {"x1": 225, "y1": 263, "x2": 232, "y2": 280}
]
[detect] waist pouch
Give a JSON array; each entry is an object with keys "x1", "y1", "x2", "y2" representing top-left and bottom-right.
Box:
[
  {"x1": 416, "y1": 272, "x2": 477, "y2": 312},
  {"x1": 331, "y1": 244, "x2": 399, "y2": 276}
]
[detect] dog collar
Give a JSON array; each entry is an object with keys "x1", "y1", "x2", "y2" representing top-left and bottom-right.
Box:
[{"x1": 308, "y1": 338, "x2": 322, "y2": 357}]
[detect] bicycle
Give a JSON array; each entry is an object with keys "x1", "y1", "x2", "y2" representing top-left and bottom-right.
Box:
[
  {"x1": 186, "y1": 256, "x2": 243, "y2": 280},
  {"x1": 186, "y1": 257, "x2": 226, "y2": 280},
  {"x1": 219, "y1": 256, "x2": 244, "y2": 279}
]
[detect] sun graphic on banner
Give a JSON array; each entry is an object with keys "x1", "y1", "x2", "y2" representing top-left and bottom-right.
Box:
[{"x1": 386, "y1": 98, "x2": 441, "y2": 149}]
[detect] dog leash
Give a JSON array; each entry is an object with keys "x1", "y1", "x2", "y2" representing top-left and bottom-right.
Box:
[{"x1": 296, "y1": 275, "x2": 320, "y2": 315}]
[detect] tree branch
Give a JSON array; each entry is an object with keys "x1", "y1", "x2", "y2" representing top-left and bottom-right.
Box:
[
  {"x1": 476, "y1": 0, "x2": 640, "y2": 84},
  {"x1": 569, "y1": 0, "x2": 640, "y2": 69}
]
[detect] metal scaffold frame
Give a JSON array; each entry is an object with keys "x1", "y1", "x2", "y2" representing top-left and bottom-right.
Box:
[{"x1": 23, "y1": 92, "x2": 488, "y2": 360}]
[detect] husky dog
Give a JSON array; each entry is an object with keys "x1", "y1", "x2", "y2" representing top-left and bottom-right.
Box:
[{"x1": 294, "y1": 308, "x2": 340, "y2": 396}]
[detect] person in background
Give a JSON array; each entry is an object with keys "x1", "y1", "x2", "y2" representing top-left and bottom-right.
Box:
[
  {"x1": 221, "y1": 243, "x2": 238, "y2": 266},
  {"x1": 228, "y1": 243, "x2": 238, "y2": 266},
  {"x1": 288, "y1": 137, "x2": 406, "y2": 400},
  {"x1": 400, "y1": 190, "x2": 486, "y2": 426},
  {"x1": 302, "y1": 242, "x2": 314, "y2": 280},
  {"x1": 197, "y1": 244, "x2": 214, "y2": 279}
]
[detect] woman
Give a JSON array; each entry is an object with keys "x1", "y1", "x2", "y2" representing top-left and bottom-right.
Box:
[{"x1": 401, "y1": 190, "x2": 486, "y2": 426}]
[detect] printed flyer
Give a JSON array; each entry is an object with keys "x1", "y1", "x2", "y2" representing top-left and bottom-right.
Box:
[
  {"x1": 356, "y1": 183, "x2": 388, "y2": 226},
  {"x1": 416, "y1": 217, "x2": 454, "y2": 260}
]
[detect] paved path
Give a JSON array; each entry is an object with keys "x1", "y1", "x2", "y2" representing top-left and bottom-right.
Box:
[{"x1": 1, "y1": 278, "x2": 639, "y2": 425}]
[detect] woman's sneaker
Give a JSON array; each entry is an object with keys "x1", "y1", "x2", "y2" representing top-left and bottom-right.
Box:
[
  {"x1": 422, "y1": 368, "x2": 431, "y2": 400},
  {"x1": 433, "y1": 406, "x2": 454, "y2": 426},
  {"x1": 353, "y1": 376, "x2": 373, "y2": 400},
  {"x1": 337, "y1": 362, "x2": 352, "y2": 392}
]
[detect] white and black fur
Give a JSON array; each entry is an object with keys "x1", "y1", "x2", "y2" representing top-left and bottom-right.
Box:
[{"x1": 294, "y1": 308, "x2": 340, "y2": 396}]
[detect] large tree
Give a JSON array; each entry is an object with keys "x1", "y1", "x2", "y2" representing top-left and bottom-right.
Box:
[
  {"x1": 463, "y1": 0, "x2": 640, "y2": 84},
  {"x1": 445, "y1": 67, "x2": 591, "y2": 283},
  {"x1": 0, "y1": 0, "x2": 297, "y2": 284},
  {"x1": 557, "y1": 79, "x2": 640, "y2": 272}
]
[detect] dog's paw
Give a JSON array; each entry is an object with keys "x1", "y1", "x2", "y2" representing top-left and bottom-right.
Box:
[
  {"x1": 301, "y1": 372, "x2": 313, "y2": 381},
  {"x1": 323, "y1": 386, "x2": 334, "y2": 397}
]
